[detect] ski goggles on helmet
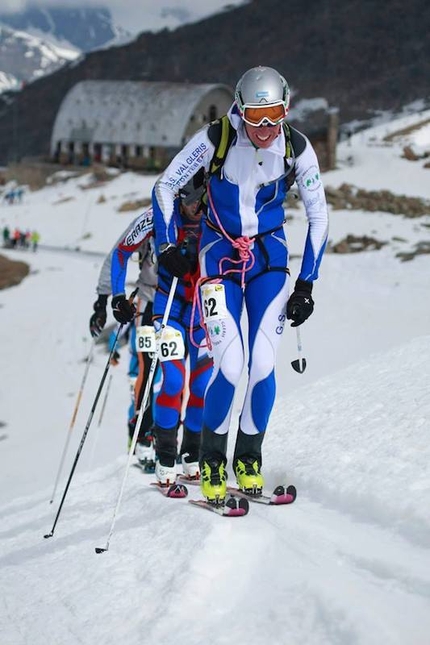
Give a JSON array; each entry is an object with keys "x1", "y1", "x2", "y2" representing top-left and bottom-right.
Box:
[{"x1": 240, "y1": 101, "x2": 288, "y2": 127}]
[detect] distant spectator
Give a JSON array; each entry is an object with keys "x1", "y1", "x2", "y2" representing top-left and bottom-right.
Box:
[
  {"x1": 2, "y1": 225, "x2": 10, "y2": 248},
  {"x1": 15, "y1": 187, "x2": 24, "y2": 203},
  {"x1": 12, "y1": 227, "x2": 20, "y2": 248},
  {"x1": 30, "y1": 230, "x2": 40, "y2": 252},
  {"x1": 4, "y1": 189, "x2": 15, "y2": 205},
  {"x1": 19, "y1": 230, "x2": 27, "y2": 249}
]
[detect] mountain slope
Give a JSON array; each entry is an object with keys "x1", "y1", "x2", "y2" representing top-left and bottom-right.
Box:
[{"x1": 0, "y1": 0, "x2": 429, "y2": 164}]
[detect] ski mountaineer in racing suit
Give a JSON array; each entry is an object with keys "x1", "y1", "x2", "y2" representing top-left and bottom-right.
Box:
[
  {"x1": 152, "y1": 66, "x2": 329, "y2": 505},
  {"x1": 112, "y1": 171, "x2": 213, "y2": 485},
  {"x1": 89, "y1": 214, "x2": 157, "y2": 465}
]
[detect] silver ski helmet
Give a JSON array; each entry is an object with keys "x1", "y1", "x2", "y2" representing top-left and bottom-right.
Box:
[{"x1": 235, "y1": 66, "x2": 290, "y2": 127}]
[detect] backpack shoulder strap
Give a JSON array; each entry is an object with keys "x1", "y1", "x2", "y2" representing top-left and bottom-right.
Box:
[
  {"x1": 282, "y1": 122, "x2": 297, "y2": 188},
  {"x1": 282, "y1": 122, "x2": 293, "y2": 160},
  {"x1": 207, "y1": 115, "x2": 237, "y2": 176}
]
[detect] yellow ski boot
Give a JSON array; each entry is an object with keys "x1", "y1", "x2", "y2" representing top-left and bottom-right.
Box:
[
  {"x1": 200, "y1": 455, "x2": 227, "y2": 505},
  {"x1": 234, "y1": 456, "x2": 264, "y2": 496}
]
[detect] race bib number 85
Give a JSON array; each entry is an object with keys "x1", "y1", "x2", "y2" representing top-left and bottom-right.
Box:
[
  {"x1": 201, "y1": 283, "x2": 227, "y2": 322},
  {"x1": 157, "y1": 326, "x2": 185, "y2": 362},
  {"x1": 136, "y1": 325, "x2": 156, "y2": 353}
]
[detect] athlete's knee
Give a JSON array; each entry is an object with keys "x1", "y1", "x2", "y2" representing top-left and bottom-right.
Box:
[
  {"x1": 160, "y1": 360, "x2": 185, "y2": 396},
  {"x1": 212, "y1": 336, "x2": 244, "y2": 386},
  {"x1": 221, "y1": 355, "x2": 244, "y2": 386}
]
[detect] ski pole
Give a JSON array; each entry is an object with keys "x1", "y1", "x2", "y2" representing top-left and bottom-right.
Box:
[
  {"x1": 88, "y1": 372, "x2": 114, "y2": 469},
  {"x1": 291, "y1": 326, "x2": 307, "y2": 373},
  {"x1": 95, "y1": 277, "x2": 178, "y2": 554},
  {"x1": 49, "y1": 337, "x2": 96, "y2": 504},
  {"x1": 97, "y1": 372, "x2": 113, "y2": 428},
  {"x1": 44, "y1": 289, "x2": 138, "y2": 539}
]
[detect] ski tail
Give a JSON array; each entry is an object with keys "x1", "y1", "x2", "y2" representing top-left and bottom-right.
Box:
[
  {"x1": 151, "y1": 482, "x2": 188, "y2": 498},
  {"x1": 271, "y1": 484, "x2": 296, "y2": 504}
]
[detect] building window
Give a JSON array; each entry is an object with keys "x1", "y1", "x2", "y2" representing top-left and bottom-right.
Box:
[
  {"x1": 209, "y1": 105, "x2": 217, "y2": 121},
  {"x1": 94, "y1": 143, "x2": 102, "y2": 163},
  {"x1": 67, "y1": 141, "x2": 75, "y2": 165}
]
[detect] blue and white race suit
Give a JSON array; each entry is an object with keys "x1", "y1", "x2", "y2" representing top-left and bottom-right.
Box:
[{"x1": 153, "y1": 104, "x2": 329, "y2": 463}]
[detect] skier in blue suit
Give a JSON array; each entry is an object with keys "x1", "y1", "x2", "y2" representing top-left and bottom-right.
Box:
[{"x1": 152, "y1": 66, "x2": 329, "y2": 504}]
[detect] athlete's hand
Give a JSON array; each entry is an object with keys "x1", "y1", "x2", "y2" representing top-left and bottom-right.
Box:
[
  {"x1": 89, "y1": 294, "x2": 108, "y2": 337},
  {"x1": 287, "y1": 279, "x2": 314, "y2": 327},
  {"x1": 158, "y1": 245, "x2": 191, "y2": 278},
  {"x1": 111, "y1": 295, "x2": 136, "y2": 324}
]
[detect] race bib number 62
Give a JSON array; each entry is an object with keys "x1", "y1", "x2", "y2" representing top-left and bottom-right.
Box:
[
  {"x1": 157, "y1": 326, "x2": 185, "y2": 362},
  {"x1": 201, "y1": 283, "x2": 227, "y2": 322}
]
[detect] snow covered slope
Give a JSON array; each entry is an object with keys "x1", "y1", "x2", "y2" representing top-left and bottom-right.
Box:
[{"x1": 0, "y1": 109, "x2": 429, "y2": 645}]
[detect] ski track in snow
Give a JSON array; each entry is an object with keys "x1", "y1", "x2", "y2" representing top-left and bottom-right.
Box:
[{"x1": 1, "y1": 462, "x2": 430, "y2": 645}]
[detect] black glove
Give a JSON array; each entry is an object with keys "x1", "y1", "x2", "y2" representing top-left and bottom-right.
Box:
[
  {"x1": 287, "y1": 279, "x2": 314, "y2": 327},
  {"x1": 89, "y1": 294, "x2": 108, "y2": 337},
  {"x1": 158, "y1": 245, "x2": 191, "y2": 278},
  {"x1": 111, "y1": 295, "x2": 136, "y2": 324}
]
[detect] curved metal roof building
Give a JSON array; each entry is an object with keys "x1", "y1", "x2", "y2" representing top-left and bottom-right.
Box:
[{"x1": 50, "y1": 80, "x2": 234, "y2": 156}]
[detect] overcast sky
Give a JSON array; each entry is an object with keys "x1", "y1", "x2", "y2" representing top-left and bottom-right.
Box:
[{"x1": 0, "y1": 0, "x2": 247, "y2": 34}]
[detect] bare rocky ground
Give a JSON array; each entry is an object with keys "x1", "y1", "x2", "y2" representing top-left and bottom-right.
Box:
[
  {"x1": 323, "y1": 184, "x2": 430, "y2": 260},
  {"x1": 324, "y1": 183, "x2": 430, "y2": 217},
  {"x1": 0, "y1": 253, "x2": 30, "y2": 290}
]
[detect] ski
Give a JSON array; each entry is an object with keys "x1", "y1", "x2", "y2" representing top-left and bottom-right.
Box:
[
  {"x1": 226, "y1": 484, "x2": 297, "y2": 505},
  {"x1": 189, "y1": 494, "x2": 249, "y2": 517},
  {"x1": 150, "y1": 482, "x2": 188, "y2": 498},
  {"x1": 179, "y1": 475, "x2": 296, "y2": 506}
]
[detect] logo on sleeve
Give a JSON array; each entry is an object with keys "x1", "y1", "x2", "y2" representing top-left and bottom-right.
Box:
[{"x1": 301, "y1": 165, "x2": 321, "y2": 192}]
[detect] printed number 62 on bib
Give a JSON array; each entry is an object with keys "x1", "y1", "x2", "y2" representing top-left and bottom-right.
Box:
[
  {"x1": 201, "y1": 283, "x2": 227, "y2": 322},
  {"x1": 157, "y1": 326, "x2": 185, "y2": 362},
  {"x1": 136, "y1": 325, "x2": 156, "y2": 353}
]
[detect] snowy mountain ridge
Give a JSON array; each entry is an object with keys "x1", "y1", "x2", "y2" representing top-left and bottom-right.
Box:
[
  {"x1": 0, "y1": 6, "x2": 130, "y2": 94},
  {"x1": 0, "y1": 22, "x2": 80, "y2": 93}
]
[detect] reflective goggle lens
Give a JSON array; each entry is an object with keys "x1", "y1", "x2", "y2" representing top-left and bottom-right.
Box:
[{"x1": 242, "y1": 104, "x2": 287, "y2": 126}]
